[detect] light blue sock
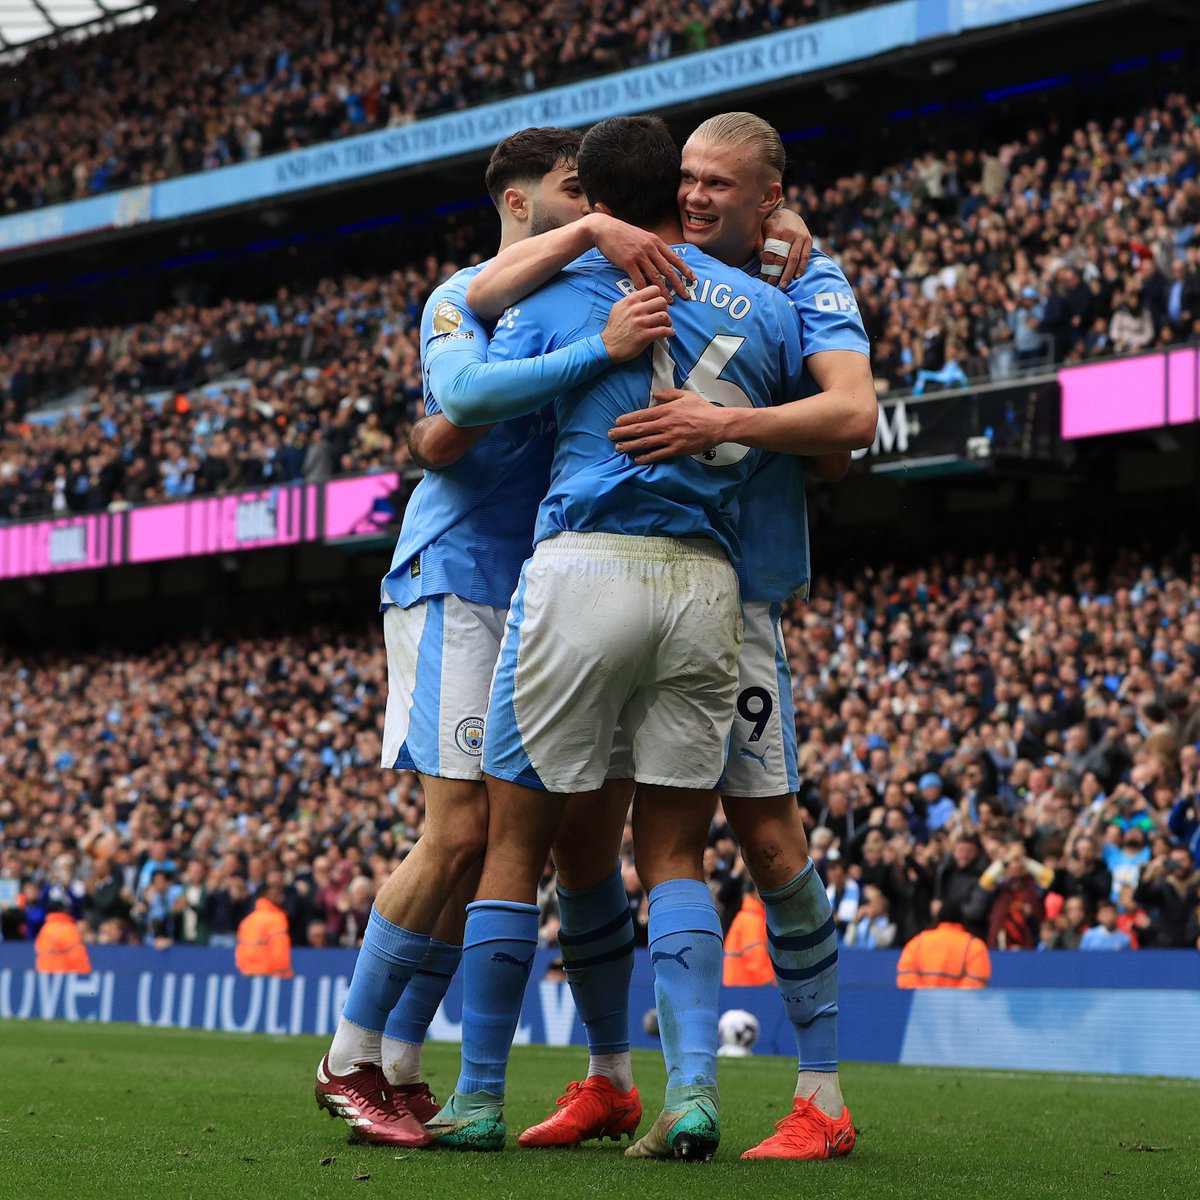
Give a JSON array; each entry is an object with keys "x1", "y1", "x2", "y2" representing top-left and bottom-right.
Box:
[
  {"x1": 384, "y1": 938, "x2": 463, "y2": 1044},
  {"x1": 456, "y1": 900, "x2": 539, "y2": 1098},
  {"x1": 558, "y1": 867, "x2": 634, "y2": 1055},
  {"x1": 647, "y1": 878, "x2": 721, "y2": 1102},
  {"x1": 761, "y1": 859, "x2": 839, "y2": 1072},
  {"x1": 340, "y1": 908, "x2": 431, "y2": 1032}
]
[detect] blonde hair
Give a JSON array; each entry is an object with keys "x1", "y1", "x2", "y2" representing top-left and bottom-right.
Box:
[{"x1": 688, "y1": 112, "x2": 786, "y2": 182}]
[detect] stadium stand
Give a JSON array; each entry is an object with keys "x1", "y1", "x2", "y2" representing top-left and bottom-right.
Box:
[
  {"x1": 794, "y1": 89, "x2": 1200, "y2": 389},
  {"x1": 6, "y1": 88, "x2": 1200, "y2": 519},
  {"x1": 0, "y1": 0, "x2": 877, "y2": 217},
  {"x1": 2, "y1": 0, "x2": 1200, "y2": 993},
  {"x1": 1, "y1": 542, "x2": 1197, "y2": 952},
  {"x1": 0, "y1": 266, "x2": 439, "y2": 516}
]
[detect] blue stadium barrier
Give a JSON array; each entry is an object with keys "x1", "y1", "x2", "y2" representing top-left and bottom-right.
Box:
[{"x1": 1, "y1": 944, "x2": 1195, "y2": 1077}]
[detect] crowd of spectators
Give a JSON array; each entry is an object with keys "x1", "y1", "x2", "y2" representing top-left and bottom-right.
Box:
[
  {"x1": 799, "y1": 90, "x2": 1200, "y2": 391},
  {"x1": 0, "y1": 0, "x2": 871, "y2": 216},
  {"x1": 7, "y1": 88, "x2": 1200, "y2": 521},
  {"x1": 2, "y1": 540, "x2": 1198, "y2": 954},
  {"x1": 0, "y1": 264, "x2": 458, "y2": 518}
]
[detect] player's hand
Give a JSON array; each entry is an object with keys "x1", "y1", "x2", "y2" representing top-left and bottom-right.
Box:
[
  {"x1": 593, "y1": 214, "x2": 695, "y2": 302},
  {"x1": 607, "y1": 388, "x2": 729, "y2": 462},
  {"x1": 757, "y1": 208, "x2": 813, "y2": 288},
  {"x1": 600, "y1": 287, "x2": 674, "y2": 363}
]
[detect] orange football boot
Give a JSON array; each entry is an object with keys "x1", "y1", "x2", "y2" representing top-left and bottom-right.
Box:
[
  {"x1": 741, "y1": 1092, "x2": 855, "y2": 1160},
  {"x1": 519, "y1": 1076, "x2": 641, "y2": 1148}
]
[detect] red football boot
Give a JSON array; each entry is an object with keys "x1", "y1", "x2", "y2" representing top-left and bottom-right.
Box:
[
  {"x1": 741, "y1": 1093, "x2": 855, "y2": 1160},
  {"x1": 390, "y1": 1080, "x2": 440, "y2": 1124},
  {"x1": 518, "y1": 1076, "x2": 641, "y2": 1148},
  {"x1": 315, "y1": 1055, "x2": 431, "y2": 1147}
]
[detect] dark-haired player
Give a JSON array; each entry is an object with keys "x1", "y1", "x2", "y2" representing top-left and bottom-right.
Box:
[
  {"x1": 425, "y1": 114, "x2": 805, "y2": 1161},
  {"x1": 313, "y1": 126, "x2": 677, "y2": 1148},
  {"x1": 465, "y1": 110, "x2": 875, "y2": 1160}
]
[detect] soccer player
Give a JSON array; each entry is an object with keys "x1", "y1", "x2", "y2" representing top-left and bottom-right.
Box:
[
  {"x1": 468, "y1": 112, "x2": 876, "y2": 1159},
  {"x1": 312, "y1": 127, "x2": 676, "y2": 1148},
  {"x1": 424, "y1": 114, "x2": 804, "y2": 1160},
  {"x1": 611, "y1": 112, "x2": 875, "y2": 1160}
]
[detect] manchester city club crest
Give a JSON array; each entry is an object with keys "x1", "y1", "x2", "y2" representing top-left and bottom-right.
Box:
[{"x1": 455, "y1": 716, "x2": 485, "y2": 755}]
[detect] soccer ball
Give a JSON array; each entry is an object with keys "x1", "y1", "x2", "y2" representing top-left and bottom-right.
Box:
[{"x1": 717, "y1": 1008, "x2": 760, "y2": 1056}]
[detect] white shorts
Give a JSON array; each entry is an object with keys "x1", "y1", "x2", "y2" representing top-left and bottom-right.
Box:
[
  {"x1": 381, "y1": 595, "x2": 507, "y2": 781},
  {"x1": 483, "y1": 532, "x2": 742, "y2": 793},
  {"x1": 721, "y1": 600, "x2": 800, "y2": 799}
]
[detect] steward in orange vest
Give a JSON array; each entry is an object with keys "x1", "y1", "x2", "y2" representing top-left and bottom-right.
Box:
[
  {"x1": 35, "y1": 906, "x2": 92, "y2": 974},
  {"x1": 723, "y1": 887, "x2": 773, "y2": 986},
  {"x1": 896, "y1": 899, "x2": 991, "y2": 989},
  {"x1": 235, "y1": 882, "x2": 293, "y2": 978}
]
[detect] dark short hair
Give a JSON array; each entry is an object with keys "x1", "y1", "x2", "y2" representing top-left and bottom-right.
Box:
[
  {"x1": 938, "y1": 897, "x2": 964, "y2": 925},
  {"x1": 578, "y1": 115, "x2": 680, "y2": 229},
  {"x1": 485, "y1": 127, "x2": 582, "y2": 205}
]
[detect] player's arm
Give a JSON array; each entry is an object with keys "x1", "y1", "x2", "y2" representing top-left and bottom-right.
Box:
[
  {"x1": 438, "y1": 286, "x2": 674, "y2": 427},
  {"x1": 407, "y1": 413, "x2": 490, "y2": 470},
  {"x1": 609, "y1": 348, "x2": 877, "y2": 461},
  {"x1": 464, "y1": 212, "x2": 694, "y2": 318}
]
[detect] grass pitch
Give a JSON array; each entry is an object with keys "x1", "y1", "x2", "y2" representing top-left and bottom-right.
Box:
[{"x1": 0, "y1": 1021, "x2": 1195, "y2": 1200}]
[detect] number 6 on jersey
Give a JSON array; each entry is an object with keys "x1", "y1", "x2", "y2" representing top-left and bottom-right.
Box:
[{"x1": 650, "y1": 334, "x2": 752, "y2": 466}]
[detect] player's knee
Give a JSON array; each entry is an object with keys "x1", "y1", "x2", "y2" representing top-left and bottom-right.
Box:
[
  {"x1": 552, "y1": 828, "x2": 618, "y2": 888},
  {"x1": 725, "y1": 795, "x2": 810, "y2": 886},
  {"x1": 726, "y1": 796, "x2": 807, "y2": 852},
  {"x1": 437, "y1": 818, "x2": 488, "y2": 869},
  {"x1": 422, "y1": 807, "x2": 488, "y2": 871}
]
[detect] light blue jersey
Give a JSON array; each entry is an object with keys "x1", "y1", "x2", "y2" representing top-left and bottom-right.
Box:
[
  {"x1": 488, "y1": 244, "x2": 804, "y2": 562},
  {"x1": 381, "y1": 261, "x2": 611, "y2": 611},
  {"x1": 736, "y1": 248, "x2": 870, "y2": 602}
]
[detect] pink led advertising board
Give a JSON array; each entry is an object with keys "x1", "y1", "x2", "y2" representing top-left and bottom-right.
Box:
[
  {"x1": 0, "y1": 512, "x2": 115, "y2": 579},
  {"x1": 1059, "y1": 347, "x2": 1200, "y2": 439},
  {"x1": 0, "y1": 473, "x2": 402, "y2": 580},
  {"x1": 323, "y1": 471, "x2": 400, "y2": 539},
  {"x1": 126, "y1": 484, "x2": 319, "y2": 564}
]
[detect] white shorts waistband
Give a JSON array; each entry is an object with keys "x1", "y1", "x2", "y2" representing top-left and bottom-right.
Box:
[{"x1": 536, "y1": 531, "x2": 727, "y2": 563}]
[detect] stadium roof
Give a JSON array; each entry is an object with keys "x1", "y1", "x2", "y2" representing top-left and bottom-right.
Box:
[{"x1": 0, "y1": 0, "x2": 157, "y2": 52}]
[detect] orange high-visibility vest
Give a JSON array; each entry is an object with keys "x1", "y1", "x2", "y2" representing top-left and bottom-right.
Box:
[
  {"x1": 235, "y1": 898, "x2": 293, "y2": 977},
  {"x1": 35, "y1": 912, "x2": 92, "y2": 974},
  {"x1": 896, "y1": 922, "x2": 990, "y2": 988},
  {"x1": 723, "y1": 893, "x2": 773, "y2": 986}
]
